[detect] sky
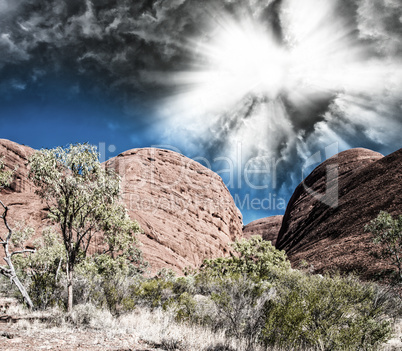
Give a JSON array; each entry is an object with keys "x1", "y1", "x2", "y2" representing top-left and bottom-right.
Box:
[{"x1": 0, "y1": 0, "x2": 401, "y2": 224}]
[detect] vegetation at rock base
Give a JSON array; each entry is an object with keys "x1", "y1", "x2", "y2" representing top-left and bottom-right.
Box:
[
  {"x1": 365, "y1": 211, "x2": 402, "y2": 283},
  {"x1": 140, "y1": 237, "x2": 397, "y2": 351},
  {"x1": 1, "y1": 145, "x2": 401, "y2": 350},
  {"x1": 201, "y1": 236, "x2": 290, "y2": 280},
  {"x1": 2, "y1": 234, "x2": 400, "y2": 350}
]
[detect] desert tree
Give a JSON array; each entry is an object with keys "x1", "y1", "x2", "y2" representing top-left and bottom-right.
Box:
[
  {"x1": 28, "y1": 143, "x2": 143, "y2": 312},
  {"x1": 0, "y1": 156, "x2": 35, "y2": 309},
  {"x1": 365, "y1": 211, "x2": 402, "y2": 282}
]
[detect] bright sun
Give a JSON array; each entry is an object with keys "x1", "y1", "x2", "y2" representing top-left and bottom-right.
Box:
[
  {"x1": 171, "y1": 19, "x2": 291, "y2": 114},
  {"x1": 209, "y1": 21, "x2": 288, "y2": 99},
  {"x1": 164, "y1": 0, "x2": 397, "y2": 126}
]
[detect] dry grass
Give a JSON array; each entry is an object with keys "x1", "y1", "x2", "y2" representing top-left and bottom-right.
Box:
[
  {"x1": 2, "y1": 303, "x2": 402, "y2": 351},
  {"x1": 1, "y1": 303, "x2": 301, "y2": 350},
  {"x1": 117, "y1": 307, "x2": 259, "y2": 351}
]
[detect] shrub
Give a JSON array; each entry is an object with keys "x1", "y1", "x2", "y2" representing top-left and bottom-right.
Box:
[
  {"x1": 201, "y1": 236, "x2": 290, "y2": 281},
  {"x1": 208, "y1": 275, "x2": 273, "y2": 351},
  {"x1": 133, "y1": 278, "x2": 175, "y2": 309},
  {"x1": 262, "y1": 271, "x2": 392, "y2": 350},
  {"x1": 13, "y1": 224, "x2": 146, "y2": 313},
  {"x1": 365, "y1": 211, "x2": 402, "y2": 282},
  {"x1": 13, "y1": 228, "x2": 65, "y2": 309},
  {"x1": 172, "y1": 292, "x2": 198, "y2": 323},
  {"x1": 74, "y1": 254, "x2": 142, "y2": 315},
  {"x1": 179, "y1": 236, "x2": 395, "y2": 350},
  {"x1": 14, "y1": 233, "x2": 392, "y2": 351}
]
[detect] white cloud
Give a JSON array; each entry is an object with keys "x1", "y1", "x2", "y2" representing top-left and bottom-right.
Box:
[{"x1": 356, "y1": 0, "x2": 402, "y2": 55}]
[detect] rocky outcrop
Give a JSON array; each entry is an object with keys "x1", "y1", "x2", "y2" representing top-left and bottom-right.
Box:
[
  {"x1": 243, "y1": 216, "x2": 283, "y2": 245},
  {"x1": 0, "y1": 139, "x2": 49, "y2": 242},
  {"x1": 105, "y1": 148, "x2": 243, "y2": 273},
  {"x1": 0, "y1": 140, "x2": 243, "y2": 274},
  {"x1": 5, "y1": 137, "x2": 399, "y2": 280},
  {"x1": 275, "y1": 148, "x2": 402, "y2": 279}
]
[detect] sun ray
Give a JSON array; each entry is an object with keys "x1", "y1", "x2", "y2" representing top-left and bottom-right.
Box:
[{"x1": 159, "y1": 0, "x2": 402, "y2": 160}]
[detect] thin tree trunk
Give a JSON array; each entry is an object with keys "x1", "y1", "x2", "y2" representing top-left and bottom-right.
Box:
[
  {"x1": 67, "y1": 268, "x2": 73, "y2": 312},
  {"x1": 55, "y1": 257, "x2": 62, "y2": 282}
]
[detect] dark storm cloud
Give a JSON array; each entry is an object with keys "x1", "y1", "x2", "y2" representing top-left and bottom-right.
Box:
[
  {"x1": 0, "y1": 0, "x2": 285, "y2": 101},
  {"x1": 0, "y1": 0, "x2": 191, "y2": 103},
  {"x1": 0, "y1": 0, "x2": 400, "y2": 105}
]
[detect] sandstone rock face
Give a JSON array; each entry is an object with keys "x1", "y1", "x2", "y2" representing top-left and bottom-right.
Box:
[
  {"x1": 0, "y1": 140, "x2": 243, "y2": 274},
  {"x1": 275, "y1": 148, "x2": 402, "y2": 279},
  {"x1": 0, "y1": 139, "x2": 50, "y2": 243},
  {"x1": 243, "y1": 216, "x2": 283, "y2": 245},
  {"x1": 104, "y1": 148, "x2": 243, "y2": 273}
]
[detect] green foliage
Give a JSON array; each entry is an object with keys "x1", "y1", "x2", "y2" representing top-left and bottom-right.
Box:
[
  {"x1": 28, "y1": 143, "x2": 145, "y2": 310},
  {"x1": 28, "y1": 143, "x2": 129, "y2": 262},
  {"x1": 131, "y1": 272, "x2": 198, "y2": 314},
  {"x1": 133, "y1": 277, "x2": 174, "y2": 309},
  {"x1": 10, "y1": 222, "x2": 35, "y2": 249},
  {"x1": 365, "y1": 211, "x2": 402, "y2": 281},
  {"x1": 0, "y1": 156, "x2": 13, "y2": 188},
  {"x1": 208, "y1": 275, "x2": 272, "y2": 350},
  {"x1": 171, "y1": 292, "x2": 197, "y2": 322},
  {"x1": 14, "y1": 228, "x2": 65, "y2": 309},
  {"x1": 102, "y1": 204, "x2": 144, "y2": 264},
  {"x1": 14, "y1": 223, "x2": 146, "y2": 313},
  {"x1": 9, "y1": 232, "x2": 395, "y2": 350},
  {"x1": 262, "y1": 271, "x2": 392, "y2": 350},
  {"x1": 75, "y1": 253, "x2": 144, "y2": 315},
  {"x1": 201, "y1": 236, "x2": 290, "y2": 281},
  {"x1": 133, "y1": 236, "x2": 395, "y2": 351},
  {"x1": 193, "y1": 268, "x2": 392, "y2": 350}
]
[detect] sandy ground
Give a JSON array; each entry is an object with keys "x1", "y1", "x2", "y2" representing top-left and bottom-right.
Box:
[
  {"x1": 0, "y1": 322, "x2": 162, "y2": 351},
  {"x1": 1, "y1": 311, "x2": 401, "y2": 351}
]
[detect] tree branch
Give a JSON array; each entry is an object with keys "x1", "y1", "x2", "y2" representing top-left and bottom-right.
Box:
[
  {"x1": 11, "y1": 248, "x2": 36, "y2": 256},
  {"x1": 0, "y1": 264, "x2": 12, "y2": 277}
]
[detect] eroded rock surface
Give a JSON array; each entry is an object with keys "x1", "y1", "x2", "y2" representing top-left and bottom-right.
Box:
[
  {"x1": 0, "y1": 139, "x2": 49, "y2": 242},
  {"x1": 105, "y1": 148, "x2": 243, "y2": 273},
  {"x1": 243, "y1": 216, "x2": 283, "y2": 245},
  {"x1": 0, "y1": 140, "x2": 243, "y2": 274},
  {"x1": 275, "y1": 148, "x2": 402, "y2": 279}
]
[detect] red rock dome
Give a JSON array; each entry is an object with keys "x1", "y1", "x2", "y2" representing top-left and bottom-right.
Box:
[
  {"x1": 243, "y1": 215, "x2": 283, "y2": 245},
  {"x1": 105, "y1": 148, "x2": 243, "y2": 273},
  {"x1": 0, "y1": 140, "x2": 243, "y2": 274},
  {"x1": 276, "y1": 147, "x2": 402, "y2": 279}
]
